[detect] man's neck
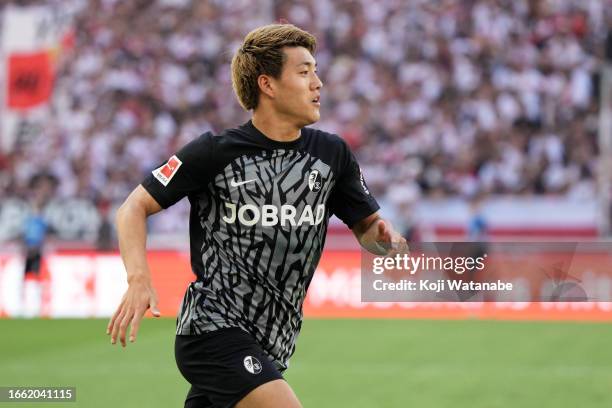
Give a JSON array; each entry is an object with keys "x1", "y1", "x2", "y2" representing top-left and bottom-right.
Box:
[{"x1": 251, "y1": 112, "x2": 301, "y2": 142}]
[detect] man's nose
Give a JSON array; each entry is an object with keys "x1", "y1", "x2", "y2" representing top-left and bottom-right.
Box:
[{"x1": 313, "y1": 74, "x2": 323, "y2": 90}]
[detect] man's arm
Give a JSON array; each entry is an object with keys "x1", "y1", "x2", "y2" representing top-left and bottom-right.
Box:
[
  {"x1": 106, "y1": 185, "x2": 163, "y2": 347},
  {"x1": 352, "y1": 212, "x2": 407, "y2": 255}
]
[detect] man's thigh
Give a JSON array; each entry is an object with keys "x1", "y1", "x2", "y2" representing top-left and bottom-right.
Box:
[{"x1": 235, "y1": 379, "x2": 302, "y2": 408}]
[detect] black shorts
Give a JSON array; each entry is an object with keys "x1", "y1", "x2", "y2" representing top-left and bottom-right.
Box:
[{"x1": 175, "y1": 328, "x2": 284, "y2": 408}]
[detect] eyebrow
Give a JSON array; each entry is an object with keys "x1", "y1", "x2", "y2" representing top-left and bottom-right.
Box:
[{"x1": 296, "y1": 61, "x2": 317, "y2": 68}]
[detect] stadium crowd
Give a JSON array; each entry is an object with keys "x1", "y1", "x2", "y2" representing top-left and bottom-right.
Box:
[{"x1": 1, "y1": 0, "x2": 610, "y2": 235}]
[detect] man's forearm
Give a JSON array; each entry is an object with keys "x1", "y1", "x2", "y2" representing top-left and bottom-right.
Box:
[
  {"x1": 107, "y1": 187, "x2": 162, "y2": 344},
  {"x1": 354, "y1": 215, "x2": 388, "y2": 255},
  {"x1": 115, "y1": 201, "x2": 152, "y2": 283}
]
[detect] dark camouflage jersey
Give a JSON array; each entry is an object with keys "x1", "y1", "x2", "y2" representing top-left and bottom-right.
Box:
[{"x1": 142, "y1": 120, "x2": 378, "y2": 370}]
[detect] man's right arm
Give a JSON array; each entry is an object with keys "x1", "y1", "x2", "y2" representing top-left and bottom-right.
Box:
[
  {"x1": 106, "y1": 185, "x2": 163, "y2": 347},
  {"x1": 106, "y1": 132, "x2": 215, "y2": 345}
]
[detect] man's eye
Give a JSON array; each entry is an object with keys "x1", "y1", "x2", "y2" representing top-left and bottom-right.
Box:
[{"x1": 300, "y1": 71, "x2": 308, "y2": 75}]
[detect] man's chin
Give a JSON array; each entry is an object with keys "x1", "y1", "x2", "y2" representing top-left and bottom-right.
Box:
[
  {"x1": 302, "y1": 112, "x2": 320, "y2": 127},
  {"x1": 291, "y1": 110, "x2": 320, "y2": 128}
]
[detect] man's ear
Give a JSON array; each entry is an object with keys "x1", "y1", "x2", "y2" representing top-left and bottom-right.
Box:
[{"x1": 257, "y1": 74, "x2": 276, "y2": 99}]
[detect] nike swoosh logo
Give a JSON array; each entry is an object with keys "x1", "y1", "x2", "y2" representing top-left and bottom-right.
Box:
[{"x1": 230, "y1": 178, "x2": 256, "y2": 187}]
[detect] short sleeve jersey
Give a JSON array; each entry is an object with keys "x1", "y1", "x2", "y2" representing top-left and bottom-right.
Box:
[{"x1": 142, "y1": 120, "x2": 379, "y2": 370}]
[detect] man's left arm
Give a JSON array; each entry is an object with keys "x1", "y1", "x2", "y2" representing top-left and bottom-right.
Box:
[
  {"x1": 326, "y1": 136, "x2": 408, "y2": 255},
  {"x1": 352, "y1": 212, "x2": 408, "y2": 255}
]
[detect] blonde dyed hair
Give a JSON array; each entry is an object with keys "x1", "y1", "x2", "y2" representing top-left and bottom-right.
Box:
[{"x1": 231, "y1": 24, "x2": 317, "y2": 111}]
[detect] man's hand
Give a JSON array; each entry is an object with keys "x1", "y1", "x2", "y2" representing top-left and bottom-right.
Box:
[
  {"x1": 106, "y1": 277, "x2": 160, "y2": 347},
  {"x1": 352, "y1": 213, "x2": 408, "y2": 255},
  {"x1": 372, "y1": 219, "x2": 409, "y2": 255}
]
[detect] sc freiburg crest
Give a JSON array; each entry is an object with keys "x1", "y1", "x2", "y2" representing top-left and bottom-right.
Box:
[{"x1": 308, "y1": 170, "x2": 322, "y2": 192}]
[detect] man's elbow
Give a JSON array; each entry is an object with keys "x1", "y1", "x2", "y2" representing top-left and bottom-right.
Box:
[
  {"x1": 115, "y1": 186, "x2": 162, "y2": 229},
  {"x1": 115, "y1": 195, "x2": 147, "y2": 230}
]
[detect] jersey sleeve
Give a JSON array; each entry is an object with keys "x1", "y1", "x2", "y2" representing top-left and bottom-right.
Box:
[
  {"x1": 141, "y1": 132, "x2": 216, "y2": 208},
  {"x1": 328, "y1": 139, "x2": 380, "y2": 229}
]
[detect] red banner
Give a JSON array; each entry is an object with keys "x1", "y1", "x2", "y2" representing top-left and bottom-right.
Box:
[{"x1": 7, "y1": 52, "x2": 54, "y2": 109}]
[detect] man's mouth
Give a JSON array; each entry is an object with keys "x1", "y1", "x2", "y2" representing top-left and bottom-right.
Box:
[{"x1": 311, "y1": 96, "x2": 320, "y2": 105}]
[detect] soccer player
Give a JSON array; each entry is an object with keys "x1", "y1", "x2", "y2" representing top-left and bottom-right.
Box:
[
  {"x1": 21, "y1": 173, "x2": 56, "y2": 317},
  {"x1": 107, "y1": 24, "x2": 406, "y2": 408}
]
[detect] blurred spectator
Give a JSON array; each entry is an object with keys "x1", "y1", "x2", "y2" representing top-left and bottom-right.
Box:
[{"x1": 21, "y1": 173, "x2": 57, "y2": 316}]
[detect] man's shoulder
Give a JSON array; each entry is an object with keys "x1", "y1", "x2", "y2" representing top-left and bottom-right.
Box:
[
  {"x1": 190, "y1": 127, "x2": 246, "y2": 149},
  {"x1": 207, "y1": 123, "x2": 260, "y2": 145},
  {"x1": 177, "y1": 128, "x2": 239, "y2": 162},
  {"x1": 300, "y1": 127, "x2": 353, "y2": 172},
  {"x1": 302, "y1": 126, "x2": 348, "y2": 150}
]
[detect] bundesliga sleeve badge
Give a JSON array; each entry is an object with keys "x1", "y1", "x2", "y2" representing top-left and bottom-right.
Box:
[{"x1": 152, "y1": 155, "x2": 182, "y2": 186}]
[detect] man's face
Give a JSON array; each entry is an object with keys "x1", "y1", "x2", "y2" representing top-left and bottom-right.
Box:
[{"x1": 268, "y1": 46, "x2": 323, "y2": 127}]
